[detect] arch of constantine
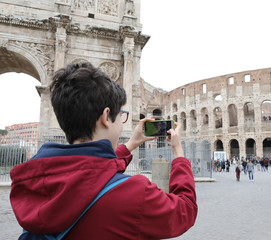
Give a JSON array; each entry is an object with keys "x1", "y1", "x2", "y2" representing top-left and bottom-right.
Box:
[{"x1": 0, "y1": 0, "x2": 149, "y2": 138}]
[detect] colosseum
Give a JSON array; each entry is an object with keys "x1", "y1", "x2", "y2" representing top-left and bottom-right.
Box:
[{"x1": 139, "y1": 67, "x2": 271, "y2": 160}]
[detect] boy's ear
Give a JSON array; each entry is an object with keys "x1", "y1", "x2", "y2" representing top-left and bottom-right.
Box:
[{"x1": 100, "y1": 107, "x2": 110, "y2": 128}]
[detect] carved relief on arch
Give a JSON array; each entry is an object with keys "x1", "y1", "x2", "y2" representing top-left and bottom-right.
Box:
[
  {"x1": 71, "y1": 58, "x2": 89, "y2": 64},
  {"x1": 97, "y1": 0, "x2": 118, "y2": 16},
  {"x1": 99, "y1": 61, "x2": 119, "y2": 82},
  {"x1": 3, "y1": 40, "x2": 53, "y2": 84},
  {"x1": 71, "y1": 0, "x2": 95, "y2": 10},
  {"x1": 10, "y1": 40, "x2": 55, "y2": 79}
]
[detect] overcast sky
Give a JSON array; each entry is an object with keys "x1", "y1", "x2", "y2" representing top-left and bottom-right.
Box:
[
  {"x1": 1, "y1": 0, "x2": 271, "y2": 128},
  {"x1": 140, "y1": 0, "x2": 271, "y2": 91}
]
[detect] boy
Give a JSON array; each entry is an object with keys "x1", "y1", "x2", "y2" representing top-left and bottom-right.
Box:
[{"x1": 10, "y1": 61, "x2": 197, "y2": 239}]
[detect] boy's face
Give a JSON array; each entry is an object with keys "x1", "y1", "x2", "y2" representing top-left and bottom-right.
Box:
[{"x1": 109, "y1": 112, "x2": 123, "y2": 150}]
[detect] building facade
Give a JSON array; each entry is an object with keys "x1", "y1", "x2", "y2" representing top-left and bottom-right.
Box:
[
  {"x1": 1, "y1": 122, "x2": 39, "y2": 144},
  {"x1": 139, "y1": 68, "x2": 271, "y2": 160},
  {"x1": 0, "y1": 122, "x2": 39, "y2": 160}
]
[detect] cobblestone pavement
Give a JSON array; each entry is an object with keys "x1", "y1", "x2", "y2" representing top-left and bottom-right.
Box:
[{"x1": 1, "y1": 168, "x2": 271, "y2": 240}]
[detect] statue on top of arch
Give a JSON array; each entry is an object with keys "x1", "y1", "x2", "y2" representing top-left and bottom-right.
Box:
[{"x1": 125, "y1": 0, "x2": 135, "y2": 16}]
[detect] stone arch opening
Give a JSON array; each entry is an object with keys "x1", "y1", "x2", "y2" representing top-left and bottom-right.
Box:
[
  {"x1": 263, "y1": 138, "x2": 271, "y2": 157},
  {"x1": 228, "y1": 104, "x2": 238, "y2": 127},
  {"x1": 172, "y1": 103, "x2": 178, "y2": 112},
  {"x1": 0, "y1": 72, "x2": 41, "y2": 129},
  {"x1": 153, "y1": 109, "x2": 162, "y2": 120},
  {"x1": 0, "y1": 47, "x2": 43, "y2": 129},
  {"x1": 214, "y1": 140, "x2": 224, "y2": 151},
  {"x1": 261, "y1": 100, "x2": 271, "y2": 122},
  {"x1": 246, "y1": 138, "x2": 256, "y2": 158},
  {"x1": 0, "y1": 45, "x2": 51, "y2": 135},
  {"x1": 229, "y1": 139, "x2": 240, "y2": 160},
  {"x1": 213, "y1": 107, "x2": 222, "y2": 128},
  {"x1": 173, "y1": 114, "x2": 177, "y2": 122},
  {"x1": 214, "y1": 94, "x2": 222, "y2": 102},
  {"x1": 0, "y1": 48, "x2": 41, "y2": 82},
  {"x1": 180, "y1": 112, "x2": 186, "y2": 131},
  {"x1": 140, "y1": 114, "x2": 145, "y2": 119},
  {"x1": 201, "y1": 107, "x2": 209, "y2": 126},
  {"x1": 190, "y1": 110, "x2": 197, "y2": 129},
  {"x1": 244, "y1": 102, "x2": 255, "y2": 127}
]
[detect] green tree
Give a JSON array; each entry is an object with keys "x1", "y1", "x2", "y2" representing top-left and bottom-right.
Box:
[{"x1": 0, "y1": 129, "x2": 8, "y2": 135}]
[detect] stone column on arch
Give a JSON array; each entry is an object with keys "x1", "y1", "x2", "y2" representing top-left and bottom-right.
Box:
[
  {"x1": 121, "y1": 34, "x2": 136, "y2": 135},
  {"x1": 54, "y1": 26, "x2": 67, "y2": 72},
  {"x1": 46, "y1": 26, "x2": 68, "y2": 131},
  {"x1": 36, "y1": 85, "x2": 51, "y2": 137}
]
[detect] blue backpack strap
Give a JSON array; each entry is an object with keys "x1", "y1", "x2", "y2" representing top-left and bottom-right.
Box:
[
  {"x1": 19, "y1": 230, "x2": 48, "y2": 240},
  {"x1": 20, "y1": 173, "x2": 130, "y2": 240}
]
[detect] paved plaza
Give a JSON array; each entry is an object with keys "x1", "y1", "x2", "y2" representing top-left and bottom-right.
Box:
[{"x1": 1, "y1": 167, "x2": 271, "y2": 240}]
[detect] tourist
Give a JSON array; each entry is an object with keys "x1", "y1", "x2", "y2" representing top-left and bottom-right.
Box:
[
  {"x1": 247, "y1": 160, "x2": 254, "y2": 181},
  {"x1": 226, "y1": 159, "x2": 230, "y2": 172},
  {"x1": 10, "y1": 61, "x2": 197, "y2": 240},
  {"x1": 242, "y1": 159, "x2": 248, "y2": 175},
  {"x1": 260, "y1": 158, "x2": 265, "y2": 171},
  {"x1": 264, "y1": 158, "x2": 269, "y2": 171},
  {"x1": 235, "y1": 161, "x2": 242, "y2": 181}
]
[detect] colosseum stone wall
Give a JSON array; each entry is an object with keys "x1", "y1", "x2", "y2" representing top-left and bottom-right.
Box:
[{"x1": 140, "y1": 68, "x2": 271, "y2": 160}]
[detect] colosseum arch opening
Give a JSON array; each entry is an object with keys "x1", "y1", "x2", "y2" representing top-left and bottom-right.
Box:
[
  {"x1": 172, "y1": 103, "x2": 178, "y2": 112},
  {"x1": 228, "y1": 104, "x2": 238, "y2": 127},
  {"x1": 246, "y1": 138, "x2": 256, "y2": 158},
  {"x1": 214, "y1": 140, "x2": 224, "y2": 151},
  {"x1": 263, "y1": 138, "x2": 271, "y2": 157},
  {"x1": 173, "y1": 114, "x2": 177, "y2": 122},
  {"x1": 214, "y1": 94, "x2": 222, "y2": 102},
  {"x1": 190, "y1": 110, "x2": 197, "y2": 129},
  {"x1": 153, "y1": 109, "x2": 162, "y2": 120},
  {"x1": 180, "y1": 112, "x2": 187, "y2": 131},
  {"x1": 214, "y1": 107, "x2": 222, "y2": 128},
  {"x1": 201, "y1": 108, "x2": 209, "y2": 126},
  {"x1": 244, "y1": 102, "x2": 255, "y2": 130},
  {"x1": 229, "y1": 139, "x2": 240, "y2": 159},
  {"x1": 261, "y1": 100, "x2": 271, "y2": 122}
]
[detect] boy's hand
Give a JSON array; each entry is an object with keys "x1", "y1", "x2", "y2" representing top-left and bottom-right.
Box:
[
  {"x1": 125, "y1": 117, "x2": 157, "y2": 152},
  {"x1": 167, "y1": 122, "x2": 184, "y2": 158}
]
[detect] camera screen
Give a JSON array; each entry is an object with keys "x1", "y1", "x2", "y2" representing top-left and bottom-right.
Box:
[{"x1": 144, "y1": 121, "x2": 172, "y2": 137}]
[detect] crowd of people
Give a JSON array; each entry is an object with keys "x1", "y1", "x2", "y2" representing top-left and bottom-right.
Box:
[
  {"x1": 213, "y1": 156, "x2": 271, "y2": 172},
  {"x1": 213, "y1": 156, "x2": 271, "y2": 182}
]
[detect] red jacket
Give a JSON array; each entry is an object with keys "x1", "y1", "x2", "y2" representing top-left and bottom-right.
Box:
[{"x1": 10, "y1": 139, "x2": 197, "y2": 239}]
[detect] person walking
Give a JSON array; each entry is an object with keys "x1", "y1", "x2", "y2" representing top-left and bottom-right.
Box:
[
  {"x1": 226, "y1": 159, "x2": 230, "y2": 172},
  {"x1": 247, "y1": 160, "x2": 254, "y2": 181},
  {"x1": 235, "y1": 161, "x2": 241, "y2": 181},
  {"x1": 242, "y1": 160, "x2": 247, "y2": 175}
]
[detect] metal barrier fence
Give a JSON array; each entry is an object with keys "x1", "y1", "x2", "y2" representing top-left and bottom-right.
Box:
[{"x1": 0, "y1": 135, "x2": 212, "y2": 182}]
